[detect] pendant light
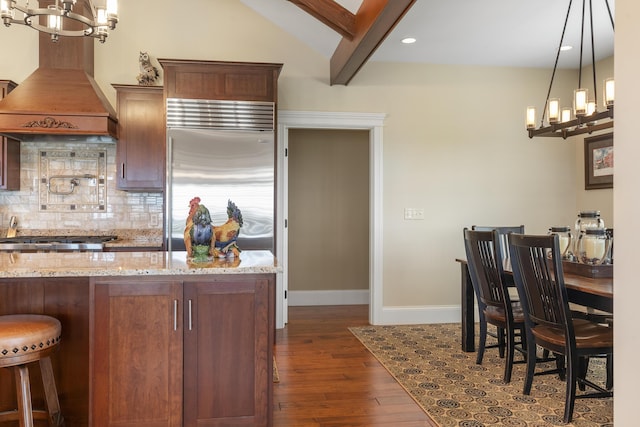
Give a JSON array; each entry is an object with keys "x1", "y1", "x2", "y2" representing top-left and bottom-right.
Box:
[{"x1": 526, "y1": 0, "x2": 614, "y2": 139}]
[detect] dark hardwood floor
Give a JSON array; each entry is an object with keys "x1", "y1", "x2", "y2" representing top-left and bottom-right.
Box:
[{"x1": 273, "y1": 305, "x2": 438, "y2": 427}]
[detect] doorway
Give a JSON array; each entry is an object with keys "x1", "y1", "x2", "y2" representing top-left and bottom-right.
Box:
[
  {"x1": 276, "y1": 111, "x2": 386, "y2": 328},
  {"x1": 287, "y1": 129, "x2": 369, "y2": 305}
]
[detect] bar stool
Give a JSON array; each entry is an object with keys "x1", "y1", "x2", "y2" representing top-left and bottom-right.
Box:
[{"x1": 0, "y1": 314, "x2": 65, "y2": 426}]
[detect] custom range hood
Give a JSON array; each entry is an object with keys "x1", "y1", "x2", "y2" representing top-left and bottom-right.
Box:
[{"x1": 0, "y1": 20, "x2": 117, "y2": 142}]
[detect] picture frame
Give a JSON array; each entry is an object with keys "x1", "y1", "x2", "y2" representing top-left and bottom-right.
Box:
[{"x1": 584, "y1": 132, "x2": 613, "y2": 190}]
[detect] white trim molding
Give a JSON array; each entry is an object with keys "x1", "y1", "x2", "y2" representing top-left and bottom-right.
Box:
[
  {"x1": 277, "y1": 110, "x2": 386, "y2": 328},
  {"x1": 379, "y1": 305, "x2": 462, "y2": 325},
  {"x1": 288, "y1": 290, "x2": 370, "y2": 306}
]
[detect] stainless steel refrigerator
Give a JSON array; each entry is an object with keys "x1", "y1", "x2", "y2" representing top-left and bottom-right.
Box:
[{"x1": 166, "y1": 125, "x2": 275, "y2": 253}]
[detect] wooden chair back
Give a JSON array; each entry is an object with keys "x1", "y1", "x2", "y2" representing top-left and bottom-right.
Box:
[
  {"x1": 463, "y1": 228, "x2": 513, "y2": 313},
  {"x1": 507, "y1": 233, "x2": 572, "y2": 339},
  {"x1": 472, "y1": 225, "x2": 524, "y2": 261}
]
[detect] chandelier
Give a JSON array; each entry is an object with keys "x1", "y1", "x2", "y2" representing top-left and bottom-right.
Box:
[
  {"x1": 525, "y1": 0, "x2": 614, "y2": 139},
  {"x1": 0, "y1": 0, "x2": 118, "y2": 43}
]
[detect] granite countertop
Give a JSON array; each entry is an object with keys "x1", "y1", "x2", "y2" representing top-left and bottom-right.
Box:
[
  {"x1": 1, "y1": 229, "x2": 164, "y2": 249},
  {"x1": 0, "y1": 250, "x2": 279, "y2": 278}
]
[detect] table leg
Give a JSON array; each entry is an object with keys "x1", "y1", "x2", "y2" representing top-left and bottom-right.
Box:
[{"x1": 460, "y1": 262, "x2": 475, "y2": 352}]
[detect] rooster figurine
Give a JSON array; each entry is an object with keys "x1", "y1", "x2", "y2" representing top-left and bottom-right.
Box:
[
  {"x1": 184, "y1": 197, "x2": 214, "y2": 259},
  {"x1": 212, "y1": 200, "x2": 243, "y2": 258}
]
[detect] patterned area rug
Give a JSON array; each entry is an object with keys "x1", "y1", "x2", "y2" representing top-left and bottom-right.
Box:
[{"x1": 349, "y1": 323, "x2": 612, "y2": 427}]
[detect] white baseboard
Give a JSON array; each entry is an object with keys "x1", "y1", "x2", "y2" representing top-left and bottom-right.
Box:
[
  {"x1": 287, "y1": 291, "x2": 476, "y2": 326},
  {"x1": 288, "y1": 289, "x2": 369, "y2": 306},
  {"x1": 374, "y1": 305, "x2": 463, "y2": 325}
]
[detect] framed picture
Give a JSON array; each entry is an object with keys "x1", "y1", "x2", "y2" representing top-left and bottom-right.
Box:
[{"x1": 584, "y1": 133, "x2": 613, "y2": 190}]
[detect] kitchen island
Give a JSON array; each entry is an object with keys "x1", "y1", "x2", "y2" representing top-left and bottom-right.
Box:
[{"x1": 0, "y1": 250, "x2": 278, "y2": 427}]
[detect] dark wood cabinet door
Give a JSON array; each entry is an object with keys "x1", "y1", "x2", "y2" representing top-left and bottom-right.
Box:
[
  {"x1": 0, "y1": 80, "x2": 19, "y2": 190},
  {"x1": 183, "y1": 276, "x2": 273, "y2": 427},
  {"x1": 159, "y1": 60, "x2": 282, "y2": 102},
  {"x1": 92, "y1": 279, "x2": 183, "y2": 427},
  {"x1": 113, "y1": 85, "x2": 165, "y2": 191}
]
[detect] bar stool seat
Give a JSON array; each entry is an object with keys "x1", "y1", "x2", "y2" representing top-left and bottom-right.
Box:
[{"x1": 0, "y1": 314, "x2": 65, "y2": 426}]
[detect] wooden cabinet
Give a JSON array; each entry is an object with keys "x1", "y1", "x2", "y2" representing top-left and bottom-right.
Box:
[
  {"x1": 0, "y1": 80, "x2": 19, "y2": 191},
  {"x1": 92, "y1": 279, "x2": 183, "y2": 427},
  {"x1": 158, "y1": 59, "x2": 282, "y2": 102},
  {"x1": 183, "y1": 277, "x2": 273, "y2": 426},
  {"x1": 112, "y1": 85, "x2": 165, "y2": 191},
  {"x1": 92, "y1": 274, "x2": 274, "y2": 427}
]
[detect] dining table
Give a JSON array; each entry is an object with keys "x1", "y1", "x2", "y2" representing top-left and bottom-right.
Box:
[{"x1": 455, "y1": 258, "x2": 613, "y2": 352}]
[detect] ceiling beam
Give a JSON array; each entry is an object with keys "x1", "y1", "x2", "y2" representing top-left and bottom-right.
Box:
[
  {"x1": 287, "y1": 0, "x2": 356, "y2": 39},
  {"x1": 330, "y1": 0, "x2": 416, "y2": 85}
]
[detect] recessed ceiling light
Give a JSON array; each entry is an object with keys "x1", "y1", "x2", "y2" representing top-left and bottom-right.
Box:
[
  {"x1": 560, "y1": 45, "x2": 573, "y2": 51},
  {"x1": 401, "y1": 37, "x2": 416, "y2": 44}
]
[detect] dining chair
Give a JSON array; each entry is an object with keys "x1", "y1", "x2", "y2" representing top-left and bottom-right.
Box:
[
  {"x1": 471, "y1": 225, "x2": 524, "y2": 261},
  {"x1": 469, "y1": 225, "x2": 524, "y2": 358},
  {"x1": 463, "y1": 228, "x2": 526, "y2": 383},
  {"x1": 508, "y1": 232, "x2": 613, "y2": 423}
]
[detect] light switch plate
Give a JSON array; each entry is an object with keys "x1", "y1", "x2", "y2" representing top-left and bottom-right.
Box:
[{"x1": 404, "y1": 208, "x2": 425, "y2": 220}]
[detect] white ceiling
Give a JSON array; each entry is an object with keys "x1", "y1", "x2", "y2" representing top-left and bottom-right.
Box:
[{"x1": 240, "y1": 0, "x2": 615, "y2": 69}]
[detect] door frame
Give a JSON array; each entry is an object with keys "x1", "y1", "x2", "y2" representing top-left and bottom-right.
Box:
[{"x1": 276, "y1": 111, "x2": 386, "y2": 327}]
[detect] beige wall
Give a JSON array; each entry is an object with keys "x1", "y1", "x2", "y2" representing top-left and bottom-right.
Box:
[
  {"x1": 613, "y1": 0, "x2": 638, "y2": 421},
  {"x1": 288, "y1": 129, "x2": 369, "y2": 292},
  {"x1": 0, "y1": 0, "x2": 613, "y2": 307}
]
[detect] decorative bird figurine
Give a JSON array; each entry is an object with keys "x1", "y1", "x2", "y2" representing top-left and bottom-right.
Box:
[
  {"x1": 136, "y1": 51, "x2": 160, "y2": 86},
  {"x1": 212, "y1": 200, "x2": 244, "y2": 258},
  {"x1": 184, "y1": 197, "x2": 214, "y2": 259}
]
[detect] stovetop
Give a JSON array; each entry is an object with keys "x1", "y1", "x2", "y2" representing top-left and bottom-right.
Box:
[{"x1": 0, "y1": 235, "x2": 117, "y2": 251}]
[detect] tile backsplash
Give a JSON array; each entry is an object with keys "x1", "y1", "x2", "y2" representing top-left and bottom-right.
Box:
[
  {"x1": 0, "y1": 141, "x2": 163, "y2": 234},
  {"x1": 39, "y1": 149, "x2": 108, "y2": 212}
]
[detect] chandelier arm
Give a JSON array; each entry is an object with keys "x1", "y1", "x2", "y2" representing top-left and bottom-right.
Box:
[
  {"x1": 14, "y1": 5, "x2": 97, "y2": 27},
  {"x1": 604, "y1": 0, "x2": 614, "y2": 30},
  {"x1": 578, "y1": 0, "x2": 586, "y2": 87},
  {"x1": 3, "y1": 0, "x2": 115, "y2": 42},
  {"x1": 86, "y1": 0, "x2": 97, "y2": 22},
  {"x1": 527, "y1": 108, "x2": 613, "y2": 139},
  {"x1": 540, "y1": 0, "x2": 574, "y2": 127},
  {"x1": 589, "y1": 0, "x2": 598, "y2": 108},
  {"x1": 8, "y1": 7, "x2": 98, "y2": 37}
]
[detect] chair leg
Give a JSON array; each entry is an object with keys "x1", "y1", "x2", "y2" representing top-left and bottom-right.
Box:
[
  {"x1": 497, "y1": 327, "x2": 505, "y2": 358},
  {"x1": 14, "y1": 365, "x2": 35, "y2": 427},
  {"x1": 523, "y1": 331, "x2": 536, "y2": 395},
  {"x1": 503, "y1": 325, "x2": 515, "y2": 383},
  {"x1": 40, "y1": 357, "x2": 65, "y2": 427},
  {"x1": 476, "y1": 317, "x2": 487, "y2": 365},
  {"x1": 578, "y1": 357, "x2": 588, "y2": 391},
  {"x1": 606, "y1": 354, "x2": 613, "y2": 390},
  {"x1": 564, "y1": 354, "x2": 578, "y2": 424},
  {"x1": 555, "y1": 353, "x2": 566, "y2": 381}
]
